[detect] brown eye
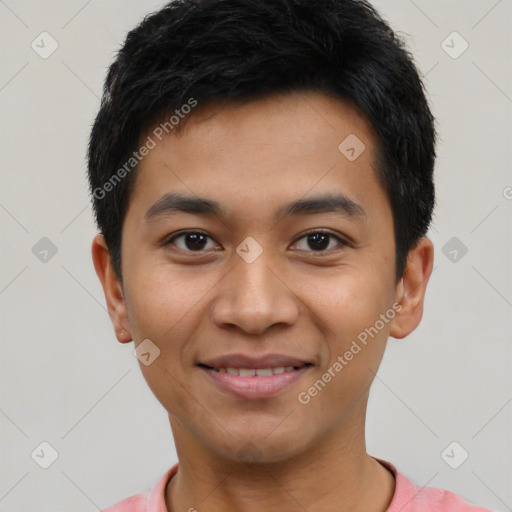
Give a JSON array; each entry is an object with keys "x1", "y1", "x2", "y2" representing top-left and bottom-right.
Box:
[
  {"x1": 166, "y1": 231, "x2": 218, "y2": 252},
  {"x1": 293, "y1": 231, "x2": 347, "y2": 253}
]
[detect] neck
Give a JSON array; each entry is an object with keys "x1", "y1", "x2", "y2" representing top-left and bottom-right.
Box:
[{"x1": 165, "y1": 414, "x2": 395, "y2": 512}]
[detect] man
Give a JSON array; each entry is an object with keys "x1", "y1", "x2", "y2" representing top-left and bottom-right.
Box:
[{"x1": 88, "y1": 0, "x2": 494, "y2": 510}]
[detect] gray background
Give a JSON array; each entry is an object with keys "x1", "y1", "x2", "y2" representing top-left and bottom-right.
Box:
[{"x1": 0, "y1": 0, "x2": 511, "y2": 510}]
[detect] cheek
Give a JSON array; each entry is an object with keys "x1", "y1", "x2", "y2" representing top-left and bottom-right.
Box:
[
  {"x1": 124, "y1": 260, "x2": 219, "y2": 340},
  {"x1": 304, "y1": 270, "x2": 388, "y2": 336},
  {"x1": 123, "y1": 264, "x2": 219, "y2": 402},
  {"x1": 125, "y1": 270, "x2": 201, "y2": 416},
  {"x1": 303, "y1": 269, "x2": 393, "y2": 385}
]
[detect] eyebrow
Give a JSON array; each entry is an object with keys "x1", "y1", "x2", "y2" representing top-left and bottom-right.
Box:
[{"x1": 145, "y1": 192, "x2": 366, "y2": 222}]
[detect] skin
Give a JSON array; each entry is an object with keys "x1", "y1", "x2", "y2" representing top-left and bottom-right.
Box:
[{"x1": 92, "y1": 91, "x2": 434, "y2": 512}]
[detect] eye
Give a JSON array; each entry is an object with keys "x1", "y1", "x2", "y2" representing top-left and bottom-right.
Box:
[
  {"x1": 165, "y1": 231, "x2": 219, "y2": 252},
  {"x1": 292, "y1": 230, "x2": 348, "y2": 253}
]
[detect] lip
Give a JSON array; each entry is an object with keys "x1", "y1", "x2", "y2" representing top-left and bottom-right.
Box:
[
  {"x1": 199, "y1": 353, "x2": 312, "y2": 369},
  {"x1": 199, "y1": 365, "x2": 312, "y2": 400}
]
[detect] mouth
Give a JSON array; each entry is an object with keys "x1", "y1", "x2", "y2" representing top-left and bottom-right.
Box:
[
  {"x1": 198, "y1": 363, "x2": 313, "y2": 376},
  {"x1": 197, "y1": 362, "x2": 314, "y2": 399}
]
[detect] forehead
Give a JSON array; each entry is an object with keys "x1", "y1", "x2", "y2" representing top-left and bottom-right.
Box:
[
  {"x1": 128, "y1": 91, "x2": 389, "y2": 228},
  {"x1": 153, "y1": 92, "x2": 378, "y2": 170}
]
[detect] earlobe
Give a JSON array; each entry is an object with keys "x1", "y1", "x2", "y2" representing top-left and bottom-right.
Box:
[
  {"x1": 389, "y1": 237, "x2": 434, "y2": 340},
  {"x1": 91, "y1": 234, "x2": 133, "y2": 344},
  {"x1": 118, "y1": 328, "x2": 132, "y2": 343}
]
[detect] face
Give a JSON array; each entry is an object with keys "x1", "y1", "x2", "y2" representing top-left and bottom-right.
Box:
[{"x1": 93, "y1": 91, "x2": 433, "y2": 465}]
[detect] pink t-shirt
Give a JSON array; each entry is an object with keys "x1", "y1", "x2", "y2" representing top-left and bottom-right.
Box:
[{"x1": 101, "y1": 458, "x2": 496, "y2": 512}]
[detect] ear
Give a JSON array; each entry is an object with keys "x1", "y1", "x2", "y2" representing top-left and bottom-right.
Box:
[
  {"x1": 389, "y1": 237, "x2": 434, "y2": 340},
  {"x1": 91, "y1": 234, "x2": 132, "y2": 343}
]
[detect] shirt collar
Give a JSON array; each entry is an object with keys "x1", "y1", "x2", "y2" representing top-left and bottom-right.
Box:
[{"x1": 147, "y1": 458, "x2": 412, "y2": 512}]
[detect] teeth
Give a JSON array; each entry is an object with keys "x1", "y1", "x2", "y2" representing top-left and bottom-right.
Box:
[
  {"x1": 256, "y1": 368, "x2": 273, "y2": 376},
  {"x1": 211, "y1": 366, "x2": 303, "y2": 376}
]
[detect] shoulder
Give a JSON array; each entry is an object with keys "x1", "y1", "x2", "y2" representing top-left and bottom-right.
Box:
[
  {"x1": 100, "y1": 463, "x2": 179, "y2": 512},
  {"x1": 376, "y1": 458, "x2": 497, "y2": 512},
  {"x1": 412, "y1": 484, "x2": 498, "y2": 511},
  {"x1": 100, "y1": 492, "x2": 149, "y2": 512}
]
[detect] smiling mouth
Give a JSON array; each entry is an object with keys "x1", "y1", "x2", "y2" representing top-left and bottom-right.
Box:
[
  {"x1": 198, "y1": 362, "x2": 314, "y2": 399},
  {"x1": 198, "y1": 363, "x2": 313, "y2": 377}
]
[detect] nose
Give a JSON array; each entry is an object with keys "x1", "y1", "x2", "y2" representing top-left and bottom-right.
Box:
[{"x1": 210, "y1": 249, "x2": 300, "y2": 336}]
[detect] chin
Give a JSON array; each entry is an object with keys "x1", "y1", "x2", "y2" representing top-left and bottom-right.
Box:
[{"x1": 208, "y1": 431, "x2": 310, "y2": 466}]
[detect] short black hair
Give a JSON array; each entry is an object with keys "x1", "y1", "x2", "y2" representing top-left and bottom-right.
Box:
[{"x1": 87, "y1": 0, "x2": 436, "y2": 284}]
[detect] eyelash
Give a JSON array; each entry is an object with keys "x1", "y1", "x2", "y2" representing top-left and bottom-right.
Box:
[{"x1": 164, "y1": 229, "x2": 350, "y2": 255}]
